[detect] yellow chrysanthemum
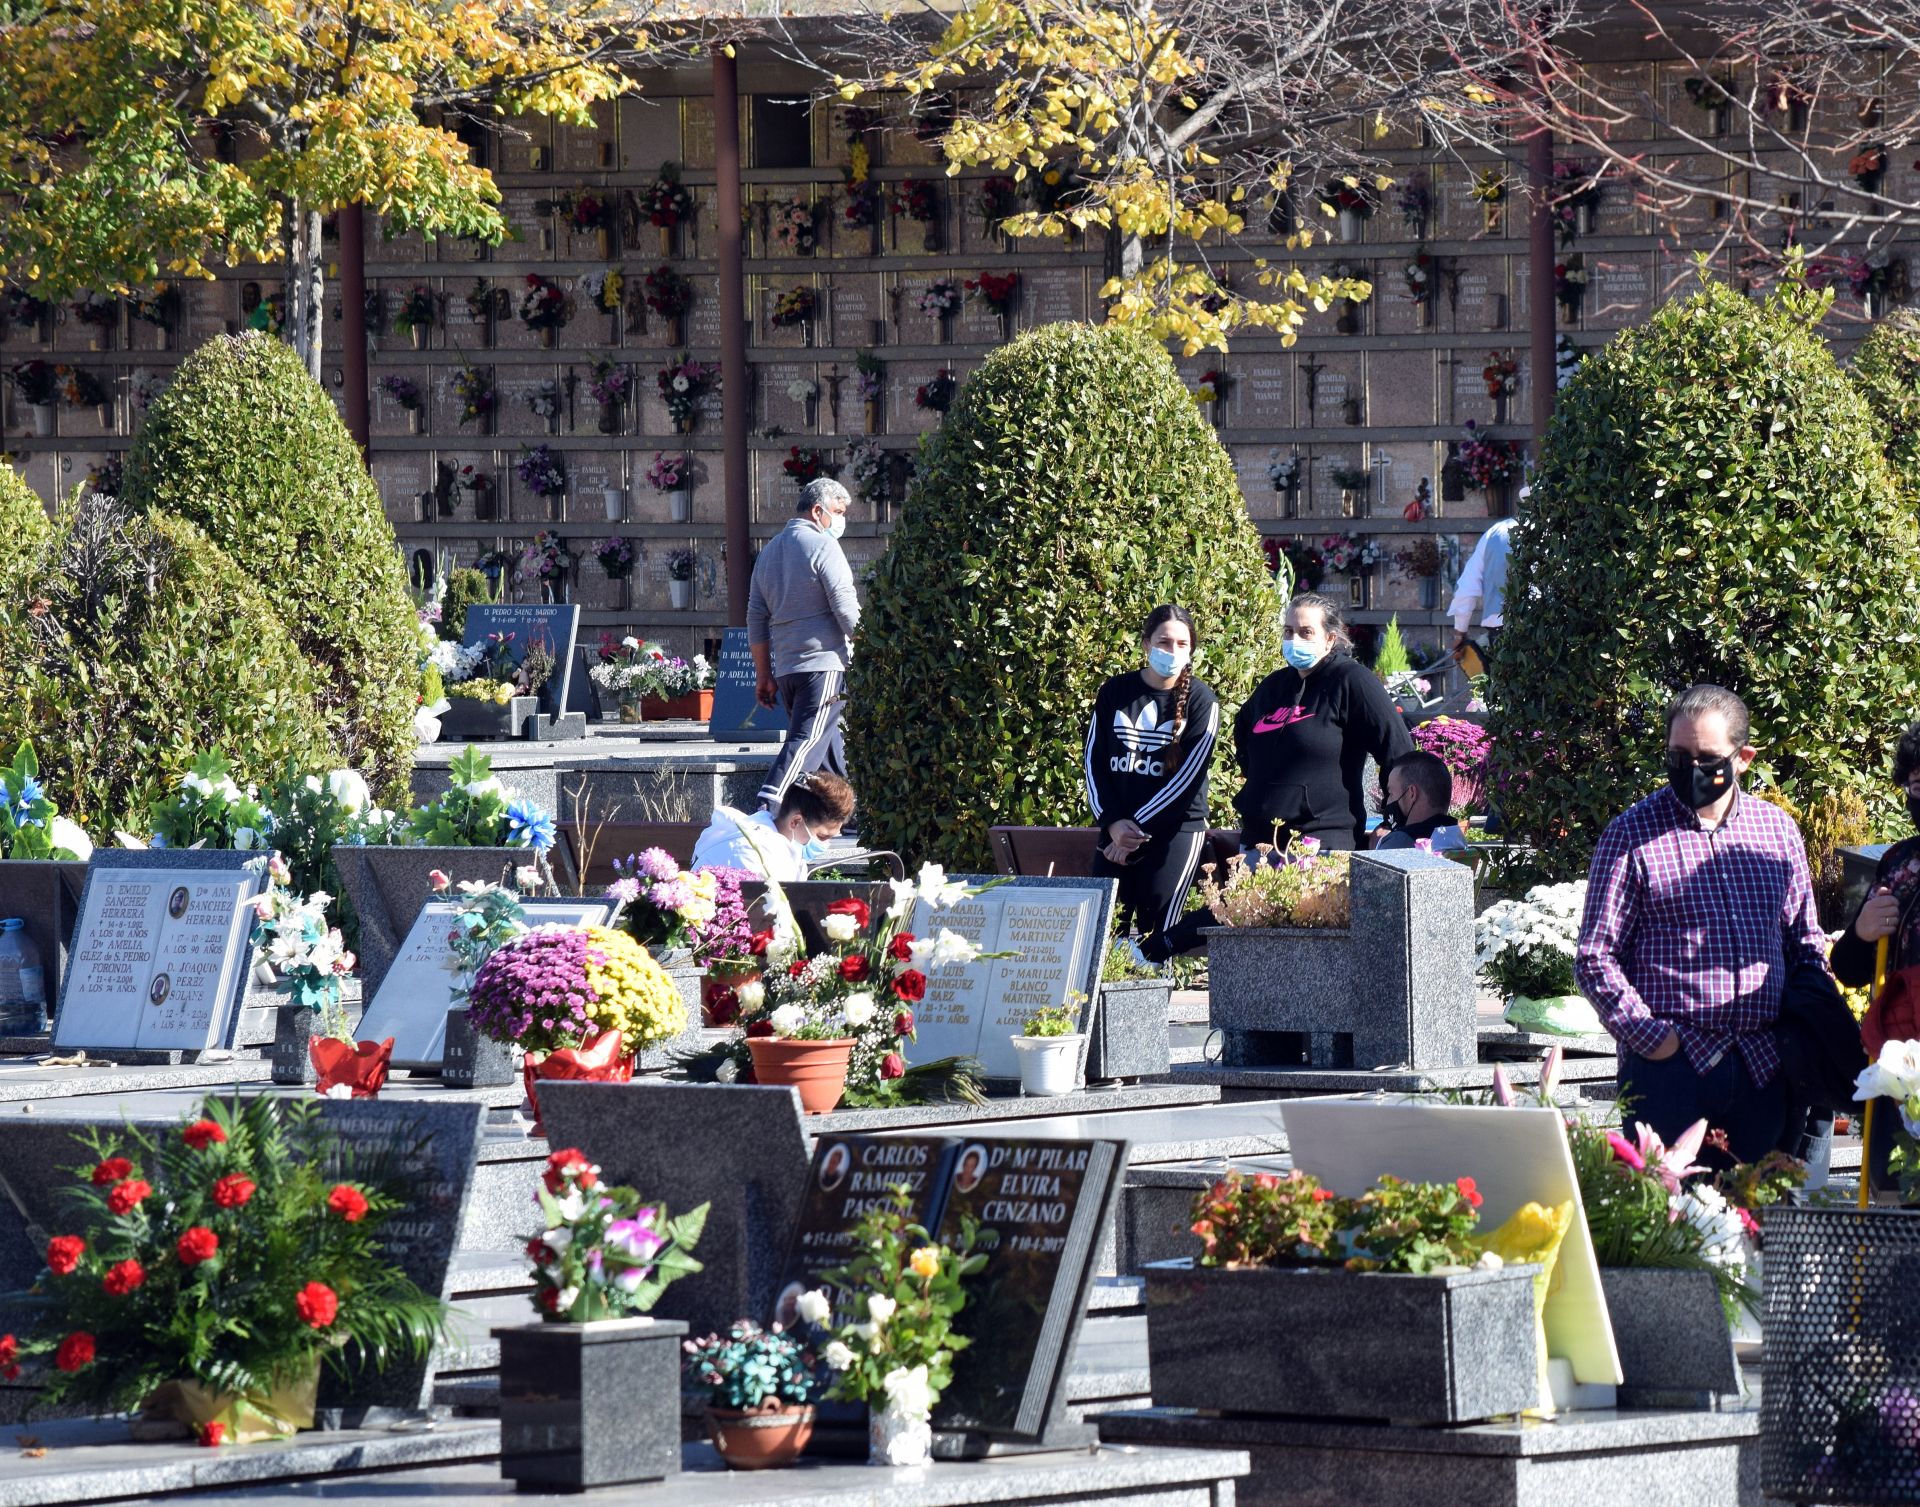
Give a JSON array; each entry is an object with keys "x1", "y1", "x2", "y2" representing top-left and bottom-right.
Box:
[{"x1": 582, "y1": 926, "x2": 687, "y2": 1048}]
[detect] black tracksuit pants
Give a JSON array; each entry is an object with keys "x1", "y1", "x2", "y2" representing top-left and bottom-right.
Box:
[{"x1": 1092, "y1": 829, "x2": 1210, "y2": 963}]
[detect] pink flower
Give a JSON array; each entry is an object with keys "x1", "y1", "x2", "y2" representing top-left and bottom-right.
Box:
[
  {"x1": 1636, "y1": 1118, "x2": 1709, "y2": 1195},
  {"x1": 429, "y1": 870, "x2": 451, "y2": 893},
  {"x1": 1606, "y1": 1131, "x2": 1645, "y2": 1170},
  {"x1": 606, "y1": 877, "x2": 642, "y2": 906},
  {"x1": 1490, "y1": 1064, "x2": 1515, "y2": 1106}
]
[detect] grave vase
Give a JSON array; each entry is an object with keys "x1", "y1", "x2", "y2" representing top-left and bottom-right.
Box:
[
  {"x1": 704, "y1": 1402, "x2": 816, "y2": 1470},
  {"x1": 864, "y1": 397, "x2": 881, "y2": 434},
  {"x1": 1010, "y1": 1032, "x2": 1084, "y2": 1096},
  {"x1": 1419, "y1": 576, "x2": 1439, "y2": 610},
  {"x1": 1087, "y1": 977, "x2": 1172, "y2": 1081},
  {"x1": 1336, "y1": 207, "x2": 1363, "y2": 243},
  {"x1": 523, "y1": 1028, "x2": 634, "y2": 1135},
  {"x1": 29, "y1": 403, "x2": 54, "y2": 437},
  {"x1": 495, "y1": 1318, "x2": 685, "y2": 1491},
  {"x1": 670, "y1": 577, "x2": 694, "y2": 610},
  {"x1": 602, "y1": 487, "x2": 624, "y2": 522},
  {"x1": 618, "y1": 689, "x2": 645, "y2": 724},
  {"x1": 1598, "y1": 1266, "x2": 1739, "y2": 1405},
  {"x1": 443, "y1": 1006, "x2": 518, "y2": 1088},
  {"x1": 271, "y1": 1003, "x2": 319, "y2": 1086},
  {"x1": 668, "y1": 487, "x2": 692, "y2": 522},
  {"x1": 642, "y1": 689, "x2": 714, "y2": 722},
  {"x1": 869, "y1": 1401, "x2": 933, "y2": 1467},
  {"x1": 747, "y1": 1035, "x2": 853, "y2": 1114}
]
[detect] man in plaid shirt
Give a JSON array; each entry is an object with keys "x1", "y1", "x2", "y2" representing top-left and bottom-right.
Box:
[{"x1": 1576, "y1": 683, "x2": 1829, "y2": 1164}]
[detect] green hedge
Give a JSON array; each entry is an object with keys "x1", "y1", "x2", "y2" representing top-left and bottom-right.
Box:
[
  {"x1": 1489, "y1": 276, "x2": 1920, "y2": 878},
  {"x1": 1850, "y1": 307, "x2": 1920, "y2": 497},
  {"x1": 0, "y1": 466, "x2": 49, "y2": 553},
  {"x1": 0, "y1": 494, "x2": 333, "y2": 835},
  {"x1": 846, "y1": 322, "x2": 1283, "y2": 869},
  {"x1": 122, "y1": 332, "x2": 417, "y2": 800}
]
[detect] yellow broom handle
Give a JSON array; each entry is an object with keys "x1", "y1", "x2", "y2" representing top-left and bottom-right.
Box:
[{"x1": 1861, "y1": 937, "x2": 1890, "y2": 1210}]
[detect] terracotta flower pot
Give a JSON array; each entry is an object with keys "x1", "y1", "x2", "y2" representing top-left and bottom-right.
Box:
[
  {"x1": 642, "y1": 689, "x2": 714, "y2": 722},
  {"x1": 705, "y1": 1403, "x2": 816, "y2": 1469},
  {"x1": 747, "y1": 1037, "x2": 854, "y2": 1115},
  {"x1": 524, "y1": 1029, "x2": 635, "y2": 1134},
  {"x1": 309, "y1": 1037, "x2": 395, "y2": 1099}
]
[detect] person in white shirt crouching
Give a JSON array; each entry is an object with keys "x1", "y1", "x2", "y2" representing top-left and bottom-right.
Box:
[{"x1": 691, "y1": 771, "x2": 855, "y2": 881}]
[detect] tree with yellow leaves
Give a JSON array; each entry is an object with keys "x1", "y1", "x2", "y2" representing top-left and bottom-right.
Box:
[
  {"x1": 820, "y1": 0, "x2": 1531, "y2": 353},
  {"x1": 0, "y1": 0, "x2": 707, "y2": 377}
]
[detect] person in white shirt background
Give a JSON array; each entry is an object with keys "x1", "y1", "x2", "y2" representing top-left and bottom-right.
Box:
[
  {"x1": 1447, "y1": 490, "x2": 1524, "y2": 670},
  {"x1": 691, "y1": 771, "x2": 856, "y2": 881}
]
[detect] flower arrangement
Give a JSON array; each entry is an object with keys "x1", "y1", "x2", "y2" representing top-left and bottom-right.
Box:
[
  {"x1": 70, "y1": 291, "x2": 117, "y2": 329},
  {"x1": 453, "y1": 464, "x2": 490, "y2": 499},
  {"x1": 148, "y1": 754, "x2": 268, "y2": 849},
  {"x1": 1190, "y1": 1170, "x2": 1344, "y2": 1266},
  {"x1": 1555, "y1": 333, "x2": 1584, "y2": 390},
  {"x1": 584, "y1": 267, "x2": 623, "y2": 313},
  {"x1": 728, "y1": 864, "x2": 994, "y2": 1104},
  {"x1": 2, "y1": 287, "x2": 49, "y2": 331},
  {"x1": 3, "y1": 1098, "x2": 447, "y2": 1440},
  {"x1": 646, "y1": 451, "x2": 686, "y2": 492},
  {"x1": 1396, "y1": 174, "x2": 1431, "y2": 230},
  {"x1": 131, "y1": 284, "x2": 181, "y2": 329},
  {"x1": 0, "y1": 742, "x2": 89, "y2": 860},
  {"x1": 1317, "y1": 174, "x2": 1377, "y2": 219},
  {"x1": 977, "y1": 176, "x2": 1020, "y2": 229},
  {"x1": 1198, "y1": 840, "x2": 1350, "y2": 928},
  {"x1": 1396, "y1": 537, "x2": 1443, "y2": 579},
  {"x1": 1551, "y1": 160, "x2": 1604, "y2": 243},
  {"x1": 57, "y1": 364, "x2": 107, "y2": 408},
  {"x1": 594, "y1": 536, "x2": 635, "y2": 580},
  {"x1": 586, "y1": 358, "x2": 631, "y2": 409},
  {"x1": 452, "y1": 367, "x2": 494, "y2": 427},
  {"x1": 379, "y1": 375, "x2": 423, "y2": 413},
  {"x1": 86, "y1": 456, "x2": 124, "y2": 495},
  {"x1": 1482, "y1": 351, "x2": 1519, "y2": 398},
  {"x1": 1554, "y1": 255, "x2": 1588, "y2": 314},
  {"x1": 591, "y1": 641, "x2": 716, "y2": 702},
  {"x1": 784, "y1": 447, "x2": 830, "y2": 486},
  {"x1": 518, "y1": 529, "x2": 572, "y2": 587},
  {"x1": 854, "y1": 350, "x2": 884, "y2": 402},
  {"x1": 658, "y1": 355, "x2": 719, "y2": 428},
  {"x1": 1455, "y1": 421, "x2": 1522, "y2": 490},
  {"x1": 407, "y1": 746, "x2": 557, "y2": 852},
  {"x1": 684, "y1": 1321, "x2": 822, "y2": 1410},
  {"x1": 1403, "y1": 249, "x2": 1434, "y2": 304},
  {"x1": 770, "y1": 198, "x2": 822, "y2": 254},
  {"x1": 1194, "y1": 369, "x2": 1227, "y2": 405},
  {"x1": 771, "y1": 286, "x2": 817, "y2": 328},
  {"x1": 518, "y1": 273, "x2": 570, "y2": 332},
  {"x1": 516, "y1": 445, "x2": 568, "y2": 500},
  {"x1": 1191, "y1": 1168, "x2": 1496, "y2": 1275},
  {"x1": 666, "y1": 546, "x2": 698, "y2": 583},
  {"x1": 608, "y1": 847, "x2": 720, "y2": 953},
  {"x1": 1342, "y1": 1175, "x2": 1488, "y2": 1274},
  {"x1": 1320, "y1": 532, "x2": 1362, "y2": 572},
  {"x1": 914, "y1": 371, "x2": 956, "y2": 413},
  {"x1": 640, "y1": 164, "x2": 694, "y2": 227},
  {"x1": 1412, "y1": 715, "x2": 1494, "y2": 806},
  {"x1": 642, "y1": 265, "x2": 693, "y2": 318},
  {"x1": 1267, "y1": 451, "x2": 1301, "y2": 492},
  {"x1": 467, "y1": 923, "x2": 687, "y2": 1057},
  {"x1": 1683, "y1": 75, "x2": 1732, "y2": 111},
  {"x1": 1475, "y1": 881, "x2": 1585, "y2": 1002},
  {"x1": 391, "y1": 285, "x2": 436, "y2": 337},
  {"x1": 10, "y1": 359, "x2": 58, "y2": 406},
  {"x1": 814, "y1": 1190, "x2": 984, "y2": 1445},
  {"x1": 526, "y1": 379, "x2": 562, "y2": 426},
  {"x1": 1855, "y1": 1041, "x2": 1920, "y2": 1197},
  {"x1": 1470, "y1": 168, "x2": 1507, "y2": 206},
  {"x1": 917, "y1": 279, "x2": 962, "y2": 320},
  {"x1": 249, "y1": 859, "x2": 356, "y2": 1037},
  {"x1": 689, "y1": 866, "x2": 758, "y2": 965},
  {"x1": 437, "y1": 876, "x2": 529, "y2": 1002},
  {"x1": 1329, "y1": 466, "x2": 1371, "y2": 496},
  {"x1": 891, "y1": 179, "x2": 939, "y2": 223},
  {"x1": 566, "y1": 191, "x2": 612, "y2": 234},
  {"x1": 525, "y1": 1149, "x2": 707, "y2": 1321},
  {"x1": 843, "y1": 176, "x2": 883, "y2": 230},
  {"x1": 786, "y1": 377, "x2": 818, "y2": 407},
  {"x1": 465, "y1": 279, "x2": 501, "y2": 325},
  {"x1": 846, "y1": 437, "x2": 890, "y2": 507},
  {"x1": 1851, "y1": 144, "x2": 1888, "y2": 190},
  {"x1": 1271, "y1": 536, "x2": 1324, "y2": 591},
  {"x1": 258, "y1": 767, "x2": 400, "y2": 920}
]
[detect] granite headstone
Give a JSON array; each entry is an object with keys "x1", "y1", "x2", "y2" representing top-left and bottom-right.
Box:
[
  {"x1": 932, "y1": 1137, "x2": 1126, "y2": 1446},
  {"x1": 462, "y1": 604, "x2": 580, "y2": 720},
  {"x1": 329, "y1": 846, "x2": 528, "y2": 1003},
  {"x1": 707, "y1": 627, "x2": 792, "y2": 741},
  {"x1": 535, "y1": 1081, "x2": 811, "y2": 1340},
  {"x1": 357, "y1": 896, "x2": 615, "y2": 1068},
  {"x1": 53, "y1": 851, "x2": 265, "y2": 1054},
  {"x1": 906, "y1": 876, "x2": 1115, "y2": 1081}
]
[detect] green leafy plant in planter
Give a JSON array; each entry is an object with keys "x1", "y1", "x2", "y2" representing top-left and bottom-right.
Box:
[
  {"x1": 1489, "y1": 271, "x2": 1920, "y2": 881},
  {"x1": 1190, "y1": 1169, "x2": 1343, "y2": 1267},
  {"x1": 436, "y1": 567, "x2": 498, "y2": 643},
  {"x1": 0, "y1": 494, "x2": 334, "y2": 836},
  {"x1": 0, "y1": 742, "x2": 89, "y2": 859},
  {"x1": 1101, "y1": 937, "x2": 1160, "y2": 983},
  {"x1": 683, "y1": 1320, "x2": 824, "y2": 1469},
  {"x1": 1021, "y1": 1000, "x2": 1080, "y2": 1037},
  {"x1": 1340, "y1": 1174, "x2": 1486, "y2": 1274},
  {"x1": 847, "y1": 322, "x2": 1282, "y2": 870},
  {"x1": 121, "y1": 332, "x2": 419, "y2": 803},
  {"x1": 407, "y1": 747, "x2": 556, "y2": 853},
  {"x1": 147, "y1": 752, "x2": 270, "y2": 849},
  {"x1": 1195, "y1": 842, "x2": 1351, "y2": 928}
]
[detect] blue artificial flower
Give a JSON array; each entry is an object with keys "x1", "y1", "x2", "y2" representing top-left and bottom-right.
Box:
[
  {"x1": 15, "y1": 776, "x2": 42, "y2": 811},
  {"x1": 151, "y1": 832, "x2": 168, "y2": 848},
  {"x1": 506, "y1": 801, "x2": 556, "y2": 854}
]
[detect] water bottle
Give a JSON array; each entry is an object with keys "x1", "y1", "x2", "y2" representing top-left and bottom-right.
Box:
[{"x1": 0, "y1": 919, "x2": 43, "y2": 1033}]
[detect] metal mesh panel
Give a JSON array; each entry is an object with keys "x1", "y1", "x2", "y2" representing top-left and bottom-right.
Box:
[{"x1": 1761, "y1": 1207, "x2": 1920, "y2": 1504}]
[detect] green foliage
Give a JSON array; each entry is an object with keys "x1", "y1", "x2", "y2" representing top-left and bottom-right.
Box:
[
  {"x1": 0, "y1": 495, "x2": 333, "y2": 837},
  {"x1": 1489, "y1": 274, "x2": 1920, "y2": 879},
  {"x1": 148, "y1": 752, "x2": 269, "y2": 849},
  {"x1": 1190, "y1": 1169, "x2": 1342, "y2": 1267},
  {"x1": 1021, "y1": 1000, "x2": 1080, "y2": 1037},
  {"x1": 1373, "y1": 615, "x2": 1412, "y2": 677},
  {"x1": 0, "y1": 466, "x2": 48, "y2": 568},
  {"x1": 437, "y1": 568, "x2": 496, "y2": 643},
  {"x1": 683, "y1": 1322, "x2": 823, "y2": 1410},
  {"x1": 25, "y1": 1097, "x2": 448, "y2": 1414},
  {"x1": 1340, "y1": 1174, "x2": 1486, "y2": 1275},
  {"x1": 1850, "y1": 307, "x2": 1920, "y2": 495},
  {"x1": 848, "y1": 322, "x2": 1282, "y2": 869},
  {"x1": 122, "y1": 333, "x2": 418, "y2": 800},
  {"x1": 0, "y1": 742, "x2": 85, "y2": 859},
  {"x1": 407, "y1": 746, "x2": 537, "y2": 848}
]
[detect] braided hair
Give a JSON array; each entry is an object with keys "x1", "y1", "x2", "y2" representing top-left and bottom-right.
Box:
[{"x1": 1141, "y1": 604, "x2": 1198, "y2": 776}]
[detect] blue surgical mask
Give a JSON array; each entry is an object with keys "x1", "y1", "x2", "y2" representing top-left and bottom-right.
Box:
[
  {"x1": 1146, "y1": 646, "x2": 1189, "y2": 679},
  {"x1": 820, "y1": 511, "x2": 846, "y2": 540},
  {"x1": 1282, "y1": 638, "x2": 1325, "y2": 672}
]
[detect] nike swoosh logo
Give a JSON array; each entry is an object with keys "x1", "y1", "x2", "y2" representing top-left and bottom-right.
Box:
[{"x1": 1252, "y1": 707, "x2": 1316, "y2": 735}]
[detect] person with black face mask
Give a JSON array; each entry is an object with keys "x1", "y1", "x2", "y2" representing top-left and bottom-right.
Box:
[{"x1": 1575, "y1": 683, "x2": 1832, "y2": 1168}]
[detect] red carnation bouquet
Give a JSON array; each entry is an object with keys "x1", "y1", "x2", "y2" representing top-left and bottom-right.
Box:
[
  {"x1": 4, "y1": 1099, "x2": 447, "y2": 1446},
  {"x1": 725, "y1": 864, "x2": 1010, "y2": 1107}
]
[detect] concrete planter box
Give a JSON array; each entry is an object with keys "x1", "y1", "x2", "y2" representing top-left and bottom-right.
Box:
[
  {"x1": 0, "y1": 861, "x2": 88, "y2": 1028},
  {"x1": 1087, "y1": 978, "x2": 1171, "y2": 1082},
  {"x1": 1204, "y1": 850, "x2": 1477, "y2": 1071},
  {"x1": 439, "y1": 694, "x2": 537, "y2": 742},
  {"x1": 1598, "y1": 1266, "x2": 1739, "y2": 1407},
  {"x1": 495, "y1": 1317, "x2": 685, "y2": 1490},
  {"x1": 332, "y1": 845, "x2": 526, "y2": 1001},
  {"x1": 1144, "y1": 1260, "x2": 1539, "y2": 1425}
]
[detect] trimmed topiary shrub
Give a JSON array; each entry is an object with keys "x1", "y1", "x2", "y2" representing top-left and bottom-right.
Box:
[
  {"x1": 847, "y1": 322, "x2": 1283, "y2": 869},
  {"x1": 1490, "y1": 275, "x2": 1920, "y2": 880},
  {"x1": 1850, "y1": 307, "x2": 1920, "y2": 496},
  {"x1": 121, "y1": 332, "x2": 416, "y2": 798},
  {"x1": 0, "y1": 494, "x2": 333, "y2": 836},
  {"x1": 437, "y1": 567, "x2": 496, "y2": 642}
]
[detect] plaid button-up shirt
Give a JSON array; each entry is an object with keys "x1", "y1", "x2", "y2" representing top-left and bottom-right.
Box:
[{"x1": 1575, "y1": 785, "x2": 1827, "y2": 1085}]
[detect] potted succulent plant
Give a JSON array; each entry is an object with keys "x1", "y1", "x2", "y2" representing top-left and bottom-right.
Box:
[
  {"x1": 683, "y1": 1320, "x2": 823, "y2": 1469},
  {"x1": 1009, "y1": 1000, "x2": 1085, "y2": 1096},
  {"x1": 496, "y1": 1149, "x2": 707, "y2": 1491}
]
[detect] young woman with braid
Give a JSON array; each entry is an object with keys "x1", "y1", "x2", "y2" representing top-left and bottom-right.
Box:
[{"x1": 1083, "y1": 606, "x2": 1221, "y2": 963}]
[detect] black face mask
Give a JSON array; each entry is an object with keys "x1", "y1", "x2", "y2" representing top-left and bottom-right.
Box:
[{"x1": 1667, "y1": 751, "x2": 1737, "y2": 811}]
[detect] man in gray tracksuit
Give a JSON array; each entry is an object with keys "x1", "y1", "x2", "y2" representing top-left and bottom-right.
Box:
[{"x1": 747, "y1": 477, "x2": 860, "y2": 808}]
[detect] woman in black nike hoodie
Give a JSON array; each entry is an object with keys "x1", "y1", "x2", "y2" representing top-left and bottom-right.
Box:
[
  {"x1": 1083, "y1": 605, "x2": 1221, "y2": 961},
  {"x1": 1233, "y1": 592, "x2": 1413, "y2": 850}
]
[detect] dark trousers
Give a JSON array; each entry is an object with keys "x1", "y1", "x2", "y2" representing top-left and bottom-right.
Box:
[
  {"x1": 1619, "y1": 1046, "x2": 1787, "y2": 1170},
  {"x1": 758, "y1": 668, "x2": 845, "y2": 808},
  {"x1": 1093, "y1": 830, "x2": 1210, "y2": 963}
]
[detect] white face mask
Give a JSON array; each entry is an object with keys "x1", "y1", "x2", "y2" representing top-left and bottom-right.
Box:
[
  {"x1": 1146, "y1": 646, "x2": 1190, "y2": 679},
  {"x1": 817, "y1": 509, "x2": 846, "y2": 540}
]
